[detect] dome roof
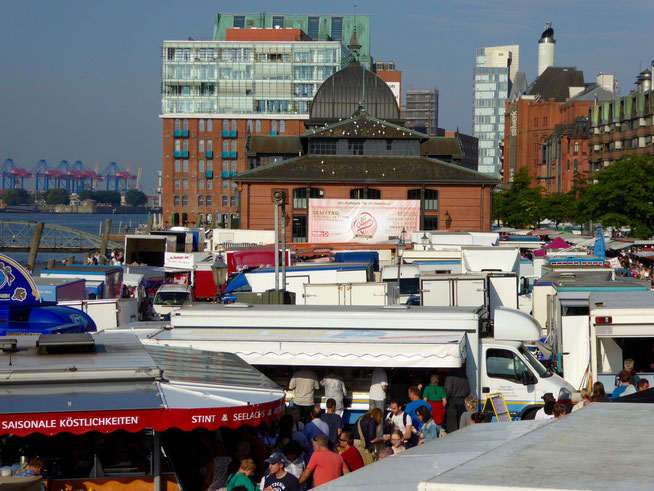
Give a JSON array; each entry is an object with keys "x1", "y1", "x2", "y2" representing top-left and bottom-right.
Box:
[{"x1": 309, "y1": 62, "x2": 400, "y2": 124}]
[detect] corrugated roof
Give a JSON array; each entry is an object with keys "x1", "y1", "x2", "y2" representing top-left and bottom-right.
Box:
[
  {"x1": 421, "y1": 137, "x2": 463, "y2": 159},
  {"x1": 304, "y1": 113, "x2": 427, "y2": 140},
  {"x1": 245, "y1": 135, "x2": 302, "y2": 155},
  {"x1": 234, "y1": 154, "x2": 499, "y2": 184}
]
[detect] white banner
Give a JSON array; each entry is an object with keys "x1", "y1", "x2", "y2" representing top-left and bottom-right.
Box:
[
  {"x1": 165, "y1": 252, "x2": 195, "y2": 269},
  {"x1": 308, "y1": 199, "x2": 420, "y2": 244}
]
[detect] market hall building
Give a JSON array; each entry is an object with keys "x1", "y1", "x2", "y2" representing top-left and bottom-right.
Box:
[{"x1": 235, "y1": 54, "x2": 498, "y2": 242}]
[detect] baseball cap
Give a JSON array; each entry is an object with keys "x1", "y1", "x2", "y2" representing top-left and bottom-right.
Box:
[
  {"x1": 541, "y1": 392, "x2": 555, "y2": 402},
  {"x1": 266, "y1": 452, "x2": 287, "y2": 465}
]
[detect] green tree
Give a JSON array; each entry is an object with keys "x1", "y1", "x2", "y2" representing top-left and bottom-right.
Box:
[
  {"x1": 492, "y1": 167, "x2": 544, "y2": 228},
  {"x1": 44, "y1": 188, "x2": 70, "y2": 205},
  {"x1": 91, "y1": 190, "x2": 121, "y2": 205},
  {"x1": 2, "y1": 189, "x2": 32, "y2": 206},
  {"x1": 79, "y1": 189, "x2": 94, "y2": 201},
  {"x1": 581, "y1": 155, "x2": 654, "y2": 238},
  {"x1": 125, "y1": 189, "x2": 148, "y2": 206}
]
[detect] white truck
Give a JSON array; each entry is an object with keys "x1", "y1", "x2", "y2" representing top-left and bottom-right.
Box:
[
  {"x1": 132, "y1": 304, "x2": 574, "y2": 421},
  {"x1": 58, "y1": 298, "x2": 139, "y2": 330},
  {"x1": 302, "y1": 282, "x2": 399, "y2": 306}
]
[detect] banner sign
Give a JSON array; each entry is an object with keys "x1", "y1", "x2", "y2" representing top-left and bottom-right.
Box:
[
  {"x1": 165, "y1": 252, "x2": 195, "y2": 270},
  {"x1": 0, "y1": 398, "x2": 285, "y2": 437},
  {"x1": 308, "y1": 199, "x2": 420, "y2": 243}
]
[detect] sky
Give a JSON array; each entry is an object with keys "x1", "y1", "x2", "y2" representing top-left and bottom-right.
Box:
[{"x1": 2, "y1": 0, "x2": 653, "y2": 194}]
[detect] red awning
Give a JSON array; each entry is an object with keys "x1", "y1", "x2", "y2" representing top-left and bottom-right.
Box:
[{"x1": 0, "y1": 397, "x2": 285, "y2": 437}]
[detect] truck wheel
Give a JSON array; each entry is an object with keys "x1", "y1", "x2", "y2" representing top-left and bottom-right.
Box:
[{"x1": 521, "y1": 409, "x2": 538, "y2": 420}]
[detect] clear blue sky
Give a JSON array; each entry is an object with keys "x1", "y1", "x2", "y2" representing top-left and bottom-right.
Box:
[{"x1": 1, "y1": 0, "x2": 652, "y2": 193}]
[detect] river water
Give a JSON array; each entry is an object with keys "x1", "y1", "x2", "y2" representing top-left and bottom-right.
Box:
[{"x1": 0, "y1": 212, "x2": 149, "y2": 269}]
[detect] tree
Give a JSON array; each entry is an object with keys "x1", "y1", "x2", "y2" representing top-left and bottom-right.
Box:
[
  {"x1": 125, "y1": 189, "x2": 148, "y2": 206},
  {"x1": 580, "y1": 155, "x2": 654, "y2": 238},
  {"x1": 44, "y1": 188, "x2": 69, "y2": 205},
  {"x1": 91, "y1": 190, "x2": 121, "y2": 205},
  {"x1": 2, "y1": 189, "x2": 32, "y2": 206},
  {"x1": 492, "y1": 167, "x2": 544, "y2": 228},
  {"x1": 78, "y1": 189, "x2": 94, "y2": 201}
]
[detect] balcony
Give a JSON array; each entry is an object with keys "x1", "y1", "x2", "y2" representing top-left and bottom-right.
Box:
[
  {"x1": 221, "y1": 130, "x2": 238, "y2": 138},
  {"x1": 205, "y1": 151, "x2": 213, "y2": 159},
  {"x1": 173, "y1": 151, "x2": 189, "y2": 158},
  {"x1": 173, "y1": 130, "x2": 189, "y2": 137},
  {"x1": 221, "y1": 171, "x2": 230, "y2": 178},
  {"x1": 205, "y1": 171, "x2": 213, "y2": 179},
  {"x1": 222, "y1": 151, "x2": 237, "y2": 158},
  {"x1": 222, "y1": 151, "x2": 230, "y2": 158}
]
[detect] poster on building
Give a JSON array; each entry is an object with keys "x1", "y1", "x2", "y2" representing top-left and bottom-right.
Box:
[{"x1": 308, "y1": 199, "x2": 420, "y2": 244}]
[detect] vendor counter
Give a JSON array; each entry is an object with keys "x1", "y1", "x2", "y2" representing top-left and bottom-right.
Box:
[{"x1": 48, "y1": 474, "x2": 179, "y2": 490}]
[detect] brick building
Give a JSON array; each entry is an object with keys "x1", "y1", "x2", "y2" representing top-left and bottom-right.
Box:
[
  {"x1": 541, "y1": 117, "x2": 589, "y2": 193},
  {"x1": 589, "y1": 66, "x2": 654, "y2": 173},
  {"x1": 235, "y1": 61, "x2": 498, "y2": 242},
  {"x1": 503, "y1": 67, "x2": 616, "y2": 191}
]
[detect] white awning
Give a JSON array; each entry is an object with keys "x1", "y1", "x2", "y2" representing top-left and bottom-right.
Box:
[{"x1": 144, "y1": 329, "x2": 467, "y2": 368}]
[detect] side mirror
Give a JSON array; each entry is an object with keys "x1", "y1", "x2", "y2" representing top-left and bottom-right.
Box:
[{"x1": 522, "y1": 371, "x2": 536, "y2": 386}]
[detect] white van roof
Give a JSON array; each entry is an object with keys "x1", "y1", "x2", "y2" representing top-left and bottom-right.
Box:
[{"x1": 156, "y1": 284, "x2": 192, "y2": 293}]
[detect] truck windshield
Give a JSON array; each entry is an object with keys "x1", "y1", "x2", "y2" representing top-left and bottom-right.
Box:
[
  {"x1": 520, "y1": 346, "x2": 551, "y2": 378},
  {"x1": 154, "y1": 292, "x2": 191, "y2": 306}
]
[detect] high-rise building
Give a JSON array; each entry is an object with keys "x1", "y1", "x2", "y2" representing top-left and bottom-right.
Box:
[
  {"x1": 213, "y1": 13, "x2": 372, "y2": 67},
  {"x1": 403, "y1": 88, "x2": 439, "y2": 136},
  {"x1": 160, "y1": 18, "x2": 361, "y2": 227},
  {"x1": 473, "y1": 45, "x2": 519, "y2": 178},
  {"x1": 373, "y1": 61, "x2": 402, "y2": 110}
]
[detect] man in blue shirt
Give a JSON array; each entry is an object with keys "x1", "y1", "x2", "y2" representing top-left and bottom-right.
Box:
[
  {"x1": 405, "y1": 386, "x2": 431, "y2": 432},
  {"x1": 611, "y1": 370, "x2": 637, "y2": 399}
]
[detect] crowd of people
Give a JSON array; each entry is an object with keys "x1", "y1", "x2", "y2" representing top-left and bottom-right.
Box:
[{"x1": 613, "y1": 250, "x2": 654, "y2": 285}]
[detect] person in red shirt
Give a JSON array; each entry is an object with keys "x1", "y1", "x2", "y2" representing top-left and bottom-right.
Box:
[
  {"x1": 337, "y1": 430, "x2": 364, "y2": 472},
  {"x1": 299, "y1": 435, "x2": 349, "y2": 487}
]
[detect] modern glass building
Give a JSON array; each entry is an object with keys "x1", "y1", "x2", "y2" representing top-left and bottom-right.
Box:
[
  {"x1": 473, "y1": 45, "x2": 519, "y2": 178},
  {"x1": 213, "y1": 13, "x2": 371, "y2": 67},
  {"x1": 161, "y1": 40, "x2": 348, "y2": 116}
]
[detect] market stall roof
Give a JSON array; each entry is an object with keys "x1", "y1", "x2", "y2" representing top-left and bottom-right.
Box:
[
  {"x1": 143, "y1": 328, "x2": 467, "y2": 368},
  {"x1": 0, "y1": 332, "x2": 285, "y2": 436}
]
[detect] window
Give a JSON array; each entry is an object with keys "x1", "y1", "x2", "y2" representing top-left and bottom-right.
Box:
[
  {"x1": 174, "y1": 160, "x2": 181, "y2": 172},
  {"x1": 231, "y1": 161, "x2": 237, "y2": 173},
  {"x1": 231, "y1": 119, "x2": 237, "y2": 131},
  {"x1": 350, "y1": 188, "x2": 365, "y2": 199},
  {"x1": 271, "y1": 120, "x2": 277, "y2": 133},
  {"x1": 231, "y1": 140, "x2": 237, "y2": 152},
  {"x1": 293, "y1": 188, "x2": 324, "y2": 209},
  {"x1": 198, "y1": 196, "x2": 204, "y2": 206},
  {"x1": 486, "y1": 348, "x2": 532, "y2": 383},
  {"x1": 182, "y1": 119, "x2": 188, "y2": 131},
  {"x1": 331, "y1": 17, "x2": 343, "y2": 40},
  {"x1": 367, "y1": 189, "x2": 381, "y2": 199},
  {"x1": 199, "y1": 120, "x2": 204, "y2": 132},
  {"x1": 222, "y1": 180, "x2": 229, "y2": 190},
  {"x1": 207, "y1": 160, "x2": 212, "y2": 171},
  {"x1": 183, "y1": 160, "x2": 188, "y2": 172},
  {"x1": 207, "y1": 179, "x2": 212, "y2": 190},
  {"x1": 223, "y1": 120, "x2": 229, "y2": 131},
  {"x1": 350, "y1": 188, "x2": 380, "y2": 199},
  {"x1": 279, "y1": 120, "x2": 285, "y2": 133},
  {"x1": 255, "y1": 120, "x2": 261, "y2": 132},
  {"x1": 199, "y1": 140, "x2": 205, "y2": 153},
  {"x1": 574, "y1": 159, "x2": 578, "y2": 172},
  {"x1": 199, "y1": 160, "x2": 204, "y2": 172},
  {"x1": 174, "y1": 119, "x2": 180, "y2": 131},
  {"x1": 174, "y1": 179, "x2": 180, "y2": 190},
  {"x1": 222, "y1": 161, "x2": 229, "y2": 173},
  {"x1": 182, "y1": 140, "x2": 188, "y2": 152},
  {"x1": 272, "y1": 15, "x2": 284, "y2": 28},
  {"x1": 199, "y1": 180, "x2": 204, "y2": 190},
  {"x1": 182, "y1": 179, "x2": 188, "y2": 189},
  {"x1": 308, "y1": 16, "x2": 319, "y2": 39},
  {"x1": 543, "y1": 117, "x2": 548, "y2": 126},
  {"x1": 206, "y1": 195, "x2": 212, "y2": 207},
  {"x1": 247, "y1": 120, "x2": 253, "y2": 132},
  {"x1": 533, "y1": 117, "x2": 538, "y2": 127},
  {"x1": 223, "y1": 140, "x2": 229, "y2": 152},
  {"x1": 424, "y1": 217, "x2": 438, "y2": 230},
  {"x1": 230, "y1": 196, "x2": 237, "y2": 207},
  {"x1": 182, "y1": 196, "x2": 188, "y2": 206},
  {"x1": 348, "y1": 139, "x2": 364, "y2": 155},
  {"x1": 174, "y1": 196, "x2": 180, "y2": 206},
  {"x1": 207, "y1": 119, "x2": 212, "y2": 131},
  {"x1": 293, "y1": 215, "x2": 307, "y2": 243},
  {"x1": 222, "y1": 196, "x2": 228, "y2": 207},
  {"x1": 233, "y1": 15, "x2": 245, "y2": 28},
  {"x1": 207, "y1": 140, "x2": 212, "y2": 152},
  {"x1": 174, "y1": 140, "x2": 181, "y2": 152},
  {"x1": 231, "y1": 181, "x2": 237, "y2": 190},
  {"x1": 573, "y1": 141, "x2": 579, "y2": 154}
]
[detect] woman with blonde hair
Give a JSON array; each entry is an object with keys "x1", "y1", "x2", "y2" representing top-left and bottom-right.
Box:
[
  {"x1": 422, "y1": 373, "x2": 447, "y2": 425},
  {"x1": 571, "y1": 389, "x2": 591, "y2": 412}
]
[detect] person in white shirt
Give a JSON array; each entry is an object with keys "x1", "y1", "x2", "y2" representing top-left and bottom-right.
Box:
[
  {"x1": 369, "y1": 368, "x2": 388, "y2": 411},
  {"x1": 386, "y1": 400, "x2": 413, "y2": 444},
  {"x1": 534, "y1": 393, "x2": 556, "y2": 420}
]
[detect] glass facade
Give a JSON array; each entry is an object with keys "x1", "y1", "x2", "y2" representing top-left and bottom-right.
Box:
[
  {"x1": 161, "y1": 41, "x2": 348, "y2": 116},
  {"x1": 473, "y1": 46, "x2": 517, "y2": 178}
]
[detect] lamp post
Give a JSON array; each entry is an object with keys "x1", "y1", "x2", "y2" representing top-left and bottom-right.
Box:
[
  {"x1": 396, "y1": 227, "x2": 406, "y2": 285},
  {"x1": 211, "y1": 258, "x2": 228, "y2": 301},
  {"x1": 420, "y1": 232, "x2": 430, "y2": 251}
]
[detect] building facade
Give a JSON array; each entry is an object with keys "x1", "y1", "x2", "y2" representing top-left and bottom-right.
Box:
[
  {"x1": 403, "y1": 88, "x2": 439, "y2": 136},
  {"x1": 373, "y1": 61, "x2": 402, "y2": 110},
  {"x1": 589, "y1": 66, "x2": 654, "y2": 174},
  {"x1": 541, "y1": 117, "x2": 589, "y2": 193},
  {"x1": 473, "y1": 45, "x2": 519, "y2": 178},
  {"x1": 236, "y1": 62, "x2": 497, "y2": 242},
  {"x1": 161, "y1": 28, "x2": 350, "y2": 227},
  {"x1": 213, "y1": 13, "x2": 372, "y2": 67}
]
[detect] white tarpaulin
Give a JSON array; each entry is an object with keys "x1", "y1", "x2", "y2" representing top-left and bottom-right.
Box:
[
  {"x1": 308, "y1": 199, "x2": 420, "y2": 244},
  {"x1": 144, "y1": 328, "x2": 467, "y2": 368}
]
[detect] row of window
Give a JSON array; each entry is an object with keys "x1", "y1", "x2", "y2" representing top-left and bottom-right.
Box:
[
  {"x1": 174, "y1": 160, "x2": 240, "y2": 175},
  {"x1": 173, "y1": 119, "x2": 286, "y2": 134},
  {"x1": 172, "y1": 195, "x2": 237, "y2": 207},
  {"x1": 174, "y1": 178, "x2": 238, "y2": 191},
  {"x1": 290, "y1": 188, "x2": 438, "y2": 210}
]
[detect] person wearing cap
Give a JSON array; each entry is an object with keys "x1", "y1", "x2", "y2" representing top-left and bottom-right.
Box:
[
  {"x1": 261, "y1": 452, "x2": 300, "y2": 491},
  {"x1": 534, "y1": 393, "x2": 556, "y2": 420},
  {"x1": 299, "y1": 435, "x2": 349, "y2": 488}
]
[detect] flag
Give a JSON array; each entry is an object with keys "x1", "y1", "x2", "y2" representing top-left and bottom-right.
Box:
[{"x1": 594, "y1": 227, "x2": 606, "y2": 260}]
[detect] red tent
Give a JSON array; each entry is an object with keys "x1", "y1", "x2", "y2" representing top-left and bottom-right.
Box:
[{"x1": 544, "y1": 237, "x2": 571, "y2": 249}]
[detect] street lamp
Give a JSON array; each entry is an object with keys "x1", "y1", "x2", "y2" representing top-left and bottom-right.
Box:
[
  {"x1": 421, "y1": 232, "x2": 430, "y2": 251},
  {"x1": 211, "y1": 258, "x2": 228, "y2": 287},
  {"x1": 396, "y1": 228, "x2": 406, "y2": 284}
]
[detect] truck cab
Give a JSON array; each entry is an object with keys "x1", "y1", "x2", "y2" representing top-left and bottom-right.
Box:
[{"x1": 152, "y1": 284, "x2": 194, "y2": 320}]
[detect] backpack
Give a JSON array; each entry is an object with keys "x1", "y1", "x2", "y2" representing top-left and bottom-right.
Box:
[{"x1": 354, "y1": 419, "x2": 377, "y2": 465}]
